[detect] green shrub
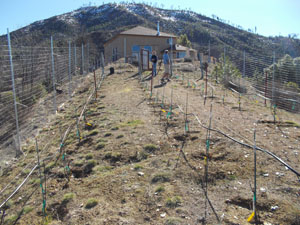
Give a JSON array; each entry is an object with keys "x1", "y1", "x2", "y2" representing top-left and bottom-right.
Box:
[
  {"x1": 166, "y1": 196, "x2": 182, "y2": 208},
  {"x1": 116, "y1": 134, "x2": 124, "y2": 139},
  {"x1": 143, "y1": 144, "x2": 159, "y2": 152},
  {"x1": 85, "y1": 198, "x2": 98, "y2": 209},
  {"x1": 62, "y1": 193, "x2": 75, "y2": 204},
  {"x1": 152, "y1": 173, "x2": 170, "y2": 183},
  {"x1": 85, "y1": 153, "x2": 93, "y2": 160},
  {"x1": 104, "y1": 132, "x2": 112, "y2": 137},
  {"x1": 134, "y1": 164, "x2": 143, "y2": 170},
  {"x1": 96, "y1": 143, "x2": 105, "y2": 150},
  {"x1": 155, "y1": 186, "x2": 165, "y2": 193}
]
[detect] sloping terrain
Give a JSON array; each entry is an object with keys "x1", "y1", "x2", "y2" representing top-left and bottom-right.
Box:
[
  {"x1": 1, "y1": 3, "x2": 299, "y2": 58},
  {"x1": 0, "y1": 61, "x2": 300, "y2": 225}
]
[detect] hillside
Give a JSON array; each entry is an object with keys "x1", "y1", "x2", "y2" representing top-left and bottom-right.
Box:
[
  {"x1": 0, "y1": 61, "x2": 299, "y2": 224},
  {"x1": 1, "y1": 3, "x2": 300, "y2": 59}
]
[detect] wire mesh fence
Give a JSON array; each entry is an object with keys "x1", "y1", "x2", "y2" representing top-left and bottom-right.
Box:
[{"x1": 0, "y1": 35, "x2": 102, "y2": 156}]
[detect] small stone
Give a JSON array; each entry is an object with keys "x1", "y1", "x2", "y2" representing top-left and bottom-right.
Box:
[
  {"x1": 80, "y1": 203, "x2": 83, "y2": 207},
  {"x1": 263, "y1": 173, "x2": 269, "y2": 177},
  {"x1": 160, "y1": 213, "x2": 166, "y2": 218},
  {"x1": 137, "y1": 172, "x2": 144, "y2": 176},
  {"x1": 271, "y1": 206, "x2": 279, "y2": 211}
]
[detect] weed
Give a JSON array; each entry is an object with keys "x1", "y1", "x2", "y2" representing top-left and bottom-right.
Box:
[
  {"x1": 62, "y1": 193, "x2": 75, "y2": 204},
  {"x1": 45, "y1": 162, "x2": 56, "y2": 172},
  {"x1": 96, "y1": 143, "x2": 105, "y2": 150},
  {"x1": 104, "y1": 132, "x2": 112, "y2": 137},
  {"x1": 116, "y1": 134, "x2": 124, "y2": 139},
  {"x1": 95, "y1": 165, "x2": 114, "y2": 172},
  {"x1": 227, "y1": 174, "x2": 237, "y2": 180},
  {"x1": 85, "y1": 153, "x2": 93, "y2": 160},
  {"x1": 85, "y1": 198, "x2": 98, "y2": 209},
  {"x1": 165, "y1": 217, "x2": 182, "y2": 225},
  {"x1": 86, "y1": 160, "x2": 96, "y2": 168},
  {"x1": 120, "y1": 119, "x2": 144, "y2": 128},
  {"x1": 23, "y1": 206, "x2": 33, "y2": 214},
  {"x1": 4, "y1": 214, "x2": 18, "y2": 224},
  {"x1": 111, "y1": 126, "x2": 119, "y2": 131},
  {"x1": 155, "y1": 186, "x2": 165, "y2": 193},
  {"x1": 74, "y1": 160, "x2": 85, "y2": 167},
  {"x1": 143, "y1": 144, "x2": 159, "y2": 152},
  {"x1": 134, "y1": 164, "x2": 143, "y2": 170},
  {"x1": 88, "y1": 129, "x2": 99, "y2": 136},
  {"x1": 152, "y1": 173, "x2": 170, "y2": 183},
  {"x1": 166, "y1": 196, "x2": 182, "y2": 208}
]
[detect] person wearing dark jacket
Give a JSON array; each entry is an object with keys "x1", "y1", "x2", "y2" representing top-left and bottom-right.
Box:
[{"x1": 151, "y1": 51, "x2": 158, "y2": 77}]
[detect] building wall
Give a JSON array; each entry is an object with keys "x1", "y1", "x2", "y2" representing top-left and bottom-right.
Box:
[{"x1": 104, "y1": 34, "x2": 177, "y2": 64}]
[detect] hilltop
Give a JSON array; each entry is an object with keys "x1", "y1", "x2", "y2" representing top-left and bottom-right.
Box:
[{"x1": 1, "y1": 3, "x2": 300, "y2": 58}]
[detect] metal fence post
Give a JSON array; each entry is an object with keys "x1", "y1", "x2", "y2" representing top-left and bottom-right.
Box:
[
  {"x1": 50, "y1": 36, "x2": 57, "y2": 114},
  {"x1": 74, "y1": 44, "x2": 77, "y2": 75},
  {"x1": 272, "y1": 51, "x2": 275, "y2": 107},
  {"x1": 7, "y1": 28, "x2": 23, "y2": 156},
  {"x1": 81, "y1": 43, "x2": 84, "y2": 75},
  {"x1": 243, "y1": 50, "x2": 245, "y2": 78},
  {"x1": 87, "y1": 42, "x2": 89, "y2": 73},
  {"x1": 124, "y1": 38, "x2": 127, "y2": 64},
  {"x1": 68, "y1": 41, "x2": 72, "y2": 99},
  {"x1": 223, "y1": 46, "x2": 226, "y2": 79},
  {"x1": 101, "y1": 52, "x2": 105, "y2": 76},
  {"x1": 170, "y1": 37, "x2": 173, "y2": 77},
  {"x1": 208, "y1": 40, "x2": 211, "y2": 63}
]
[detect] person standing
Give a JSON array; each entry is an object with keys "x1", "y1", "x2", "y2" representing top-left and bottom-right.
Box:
[
  {"x1": 161, "y1": 50, "x2": 170, "y2": 83},
  {"x1": 151, "y1": 51, "x2": 158, "y2": 77}
]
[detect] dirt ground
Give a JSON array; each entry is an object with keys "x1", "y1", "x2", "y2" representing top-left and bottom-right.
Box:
[{"x1": 0, "y1": 61, "x2": 299, "y2": 225}]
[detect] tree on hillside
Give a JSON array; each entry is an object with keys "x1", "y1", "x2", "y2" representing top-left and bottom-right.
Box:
[
  {"x1": 177, "y1": 34, "x2": 192, "y2": 48},
  {"x1": 264, "y1": 54, "x2": 300, "y2": 87}
]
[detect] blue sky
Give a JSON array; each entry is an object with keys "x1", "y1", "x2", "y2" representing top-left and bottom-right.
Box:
[{"x1": 0, "y1": 0, "x2": 299, "y2": 38}]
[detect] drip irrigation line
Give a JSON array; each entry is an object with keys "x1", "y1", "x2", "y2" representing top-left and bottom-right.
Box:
[{"x1": 193, "y1": 114, "x2": 300, "y2": 178}]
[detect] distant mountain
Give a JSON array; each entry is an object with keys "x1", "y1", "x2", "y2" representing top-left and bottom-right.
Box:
[{"x1": 1, "y1": 3, "x2": 300, "y2": 59}]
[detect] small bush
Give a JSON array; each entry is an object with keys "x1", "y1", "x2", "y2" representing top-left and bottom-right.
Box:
[
  {"x1": 155, "y1": 186, "x2": 165, "y2": 193},
  {"x1": 96, "y1": 165, "x2": 113, "y2": 172},
  {"x1": 96, "y1": 143, "x2": 105, "y2": 150},
  {"x1": 111, "y1": 126, "x2": 119, "y2": 131},
  {"x1": 166, "y1": 196, "x2": 182, "y2": 208},
  {"x1": 86, "y1": 160, "x2": 96, "y2": 168},
  {"x1": 165, "y1": 217, "x2": 182, "y2": 225},
  {"x1": 152, "y1": 173, "x2": 170, "y2": 183},
  {"x1": 88, "y1": 130, "x2": 99, "y2": 136},
  {"x1": 116, "y1": 134, "x2": 124, "y2": 139},
  {"x1": 104, "y1": 132, "x2": 112, "y2": 137},
  {"x1": 62, "y1": 193, "x2": 74, "y2": 204},
  {"x1": 74, "y1": 160, "x2": 84, "y2": 167},
  {"x1": 85, "y1": 198, "x2": 98, "y2": 209},
  {"x1": 138, "y1": 151, "x2": 149, "y2": 160},
  {"x1": 143, "y1": 144, "x2": 159, "y2": 152},
  {"x1": 85, "y1": 153, "x2": 93, "y2": 160},
  {"x1": 134, "y1": 164, "x2": 143, "y2": 170}
]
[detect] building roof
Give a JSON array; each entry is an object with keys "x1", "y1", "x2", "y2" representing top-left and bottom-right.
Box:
[
  {"x1": 104, "y1": 26, "x2": 177, "y2": 46},
  {"x1": 120, "y1": 26, "x2": 177, "y2": 38}
]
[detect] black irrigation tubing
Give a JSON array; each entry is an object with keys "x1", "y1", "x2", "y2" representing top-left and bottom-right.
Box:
[
  {"x1": 0, "y1": 69, "x2": 106, "y2": 210},
  {"x1": 193, "y1": 114, "x2": 300, "y2": 179}
]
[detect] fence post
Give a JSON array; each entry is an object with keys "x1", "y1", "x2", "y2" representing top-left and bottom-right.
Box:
[
  {"x1": 272, "y1": 51, "x2": 275, "y2": 107},
  {"x1": 50, "y1": 36, "x2": 57, "y2": 114},
  {"x1": 7, "y1": 29, "x2": 23, "y2": 156},
  {"x1": 101, "y1": 52, "x2": 105, "y2": 76},
  {"x1": 208, "y1": 40, "x2": 211, "y2": 63},
  {"x1": 68, "y1": 41, "x2": 72, "y2": 99},
  {"x1": 124, "y1": 38, "x2": 127, "y2": 63},
  {"x1": 170, "y1": 37, "x2": 173, "y2": 77},
  {"x1": 87, "y1": 42, "x2": 89, "y2": 73},
  {"x1": 199, "y1": 53, "x2": 204, "y2": 80},
  {"x1": 243, "y1": 50, "x2": 245, "y2": 78},
  {"x1": 81, "y1": 43, "x2": 84, "y2": 75},
  {"x1": 74, "y1": 44, "x2": 77, "y2": 75},
  {"x1": 223, "y1": 46, "x2": 226, "y2": 80},
  {"x1": 253, "y1": 129, "x2": 257, "y2": 223}
]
